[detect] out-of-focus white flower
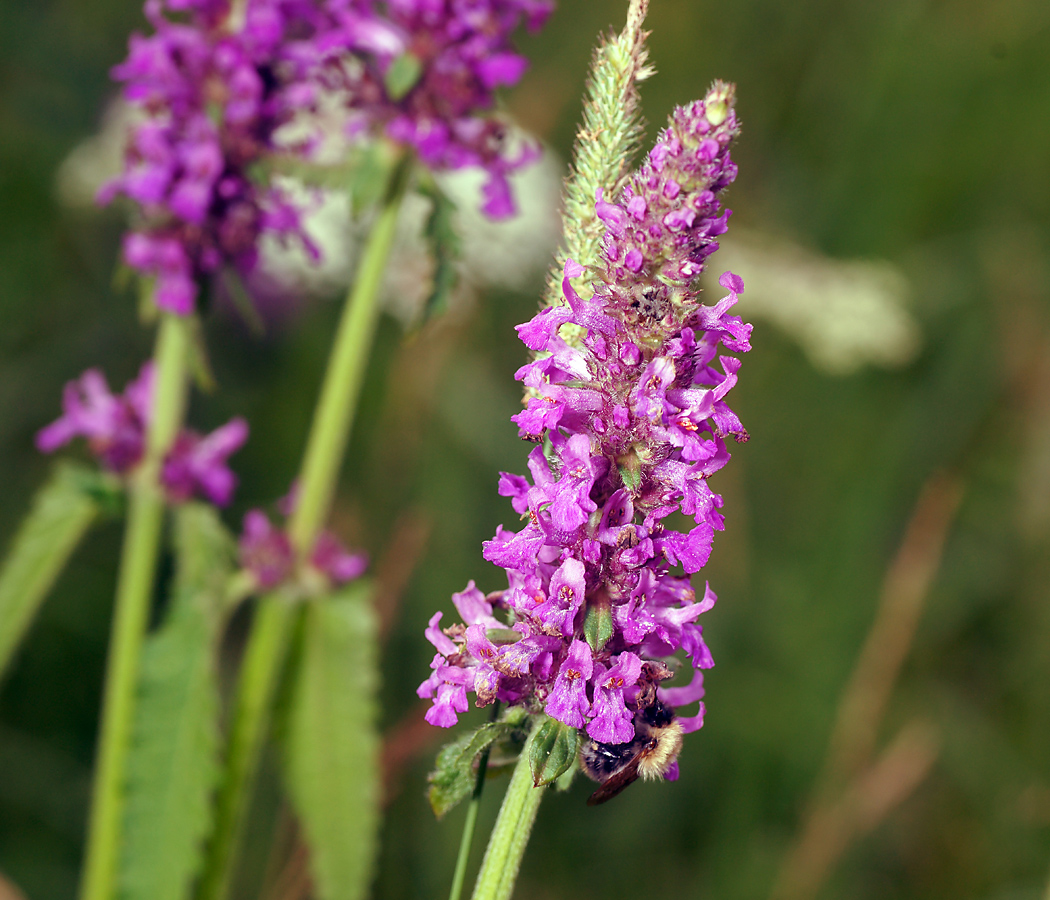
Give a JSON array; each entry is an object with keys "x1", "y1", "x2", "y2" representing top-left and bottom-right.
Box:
[
  {"x1": 55, "y1": 102, "x2": 138, "y2": 210},
  {"x1": 703, "y1": 231, "x2": 921, "y2": 376},
  {"x1": 253, "y1": 141, "x2": 562, "y2": 322}
]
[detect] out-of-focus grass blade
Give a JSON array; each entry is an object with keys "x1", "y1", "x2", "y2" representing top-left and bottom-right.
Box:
[
  {"x1": 0, "y1": 463, "x2": 104, "y2": 682},
  {"x1": 119, "y1": 503, "x2": 233, "y2": 900},
  {"x1": 283, "y1": 581, "x2": 380, "y2": 900}
]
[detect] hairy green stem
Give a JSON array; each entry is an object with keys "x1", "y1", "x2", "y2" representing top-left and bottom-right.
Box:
[
  {"x1": 79, "y1": 313, "x2": 190, "y2": 900},
  {"x1": 470, "y1": 732, "x2": 545, "y2": 900},
  {"x1": 197, "y1": 150, "x2": 412, "y2": 900},
  {"x1": 288, "y1": 150, "x2": 412, "y2": 552},
  {"x1": 448, "y1": 704, "x2": 501, "y2": 900}
]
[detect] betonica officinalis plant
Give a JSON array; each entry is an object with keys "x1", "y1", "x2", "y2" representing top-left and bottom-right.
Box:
[
  {"x1": 0, "y1": 2, "x2": 749, "y2": 899},
  {"x1": 418, "y1": 2, "x2": 751, "y2": 899}
]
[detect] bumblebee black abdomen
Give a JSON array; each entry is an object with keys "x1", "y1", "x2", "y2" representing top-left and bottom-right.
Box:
[
  {"x1": 580, "y1": 737, "x2": 642, "y2": 780},
  {"x1": 640, "y1": 699, "x2": 675, "y2": 730}
]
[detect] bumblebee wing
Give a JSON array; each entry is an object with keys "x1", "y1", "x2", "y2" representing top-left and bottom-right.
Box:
[{"x1": 586, "y1": 753, "x2": 643, "y2": 806}]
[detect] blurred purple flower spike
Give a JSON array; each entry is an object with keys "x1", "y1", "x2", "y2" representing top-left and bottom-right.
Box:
[
  {"x1": 37, "y1": 363, "x2": 248, "y2": 507},
  {"x1": 318, "y1": 0, "x2": 554, "y2": 218},
  {"x1": 238, "y1": 506, "x2": 369, "y2": 590},
  {"x1": 102, "y1": 0, "x2": 329, "y2": 314},
  {"x1": 104, "y1": 0, "x2": 556, "y2": 315}
]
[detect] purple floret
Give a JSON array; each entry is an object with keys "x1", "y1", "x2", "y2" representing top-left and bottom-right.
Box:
[
  {"x1": 163, "y1": 417, "x2": 249, "y2": 506},
  {"x1": 36, "y1": 367, "x2": 151, "y2": 472}
]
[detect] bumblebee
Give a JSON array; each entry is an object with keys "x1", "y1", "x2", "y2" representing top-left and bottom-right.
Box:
[{"x1": 579, "y1": 700, "x2": 683, "y2": 805}]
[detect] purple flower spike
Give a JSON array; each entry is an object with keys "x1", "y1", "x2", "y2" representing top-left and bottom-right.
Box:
[
  {"x1": 315, "y1": 0, "x2": 554, "y2": 218},
  {"x1": 105, "y1": 0, "x2": 328, "y2": 314},
  {"x1": 420, "y1": 82, "x2": 748, "y2": 792}
]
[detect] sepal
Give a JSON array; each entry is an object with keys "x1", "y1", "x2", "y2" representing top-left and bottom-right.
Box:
[
  {"x1": 528, "y1": 715, "x2": 581, "y2": 787},
  {"x1": 583, "y1": 594, "x2": 614, "y2": 653}
]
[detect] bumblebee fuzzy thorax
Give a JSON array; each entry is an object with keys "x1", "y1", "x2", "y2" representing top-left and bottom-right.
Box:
[{"x1": 637, "y1": 718, "x2": 683, "y2": 781}]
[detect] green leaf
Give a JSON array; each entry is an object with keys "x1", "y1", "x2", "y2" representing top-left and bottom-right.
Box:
[
  {"x1": 119, "y1": 504, "x2": 234, "y2": 900},
  {"x1": 554, "y1": 756, "x2": 579, "y2": 792},
  {"x1": 283, "y1": 583, "x2": 380, "y2": 900},
  {"x1": 417, "y1": 176, "x2": 462, "y2": 324},
  {"x1": 528, "y1": 717, "x2": 581, "y2": 787},
  {"x1": 384, "y1": 52, "x2": 423, "y2": 100},
  {"x1": 428, "y1": 718, "x2": 523, "y2": 818},
  {"x1": 0, "y1": 463, "x2": 102, "y2": 682}
]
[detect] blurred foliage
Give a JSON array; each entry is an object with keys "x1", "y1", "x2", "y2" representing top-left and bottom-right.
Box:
[{"x1": 1, "y1": 0, "x2": 1050, "y2": 899}]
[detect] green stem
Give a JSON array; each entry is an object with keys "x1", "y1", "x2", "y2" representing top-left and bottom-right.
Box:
[
  {"x1": 470, "y1": 731, "x2": 545, "y2": 900},
  {"x1": 448, "y1": 704, "x2": 501, "y2": 900},
  {"x1": 196, "y1": 595, "x2": 294, "y2": 900},
  {"x1": 287, "y1": 150, "x2": 412, "y2": 553},
  {"x1": 197, "y1": 150, "x2": 412, "y2": 900},
  {"x1": 79, "y1": 313, "x2": 190, "y2": 900}
]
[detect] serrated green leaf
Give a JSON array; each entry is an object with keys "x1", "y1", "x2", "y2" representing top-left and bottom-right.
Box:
[
  {"x1": 528, "y1": 717, "x2": 581, "y2": 787},
  {"x1": 417, "y1": 177, "x2": 462, "y2": 324},
  {"x1": 428, "y1": 719, "x2": 521, "y2": 818},
  {"x1": 584, "y1": 597, "x2": 614, "y2": 653},
  {"x1": 384, "y1": 52, "x2": 423, "y2": 100},
  {"x1": 118, "y1": 503, "x2": 234, "y2": 900},
  {"x1": 283, "y1": 583, "x2": 380, "y2": 900},
  {"x1": 0, "y1": 463, "x2": 101, "y2": 682}
]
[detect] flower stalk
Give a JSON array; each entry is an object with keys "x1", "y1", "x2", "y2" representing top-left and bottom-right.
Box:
[
  {"x1": 470, "y1": 730, "x2": 545, "y2": 900},
  {"x1": 448, "y1": 703, "x2": 501, "y2": 900},
  {"x1": 198, "y1": 149, "x2": 413, "y2": 900},
  {"x1": 79, "y1": 311, "x2": 190, "y2": 900}
]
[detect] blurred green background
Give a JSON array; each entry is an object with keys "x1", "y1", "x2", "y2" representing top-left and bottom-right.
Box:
[{"x1": 2, "y1": 0, "x2": 1050, "y2": 898}]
